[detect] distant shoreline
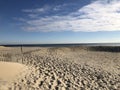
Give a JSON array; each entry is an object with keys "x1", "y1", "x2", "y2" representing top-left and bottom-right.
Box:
[{"x1": 1, "y1": 43, "x2": 120, "y2": 47}]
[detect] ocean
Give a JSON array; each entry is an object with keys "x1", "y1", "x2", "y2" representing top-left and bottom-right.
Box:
[{"x1": 1, "y1": 43, "x2": 120, "y2": 47}]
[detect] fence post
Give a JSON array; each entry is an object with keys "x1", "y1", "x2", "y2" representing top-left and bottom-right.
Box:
[{"x1": 21, "y1": 45, "x2": 23, "y2": 63}]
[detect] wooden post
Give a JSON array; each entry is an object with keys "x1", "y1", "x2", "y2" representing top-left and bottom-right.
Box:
[
  {"x1": 21, "y1": 45, "x2": 23, "y2": 53},
  {"x1": 21, "y1": 45, "x2": 23, "y2": 63}
]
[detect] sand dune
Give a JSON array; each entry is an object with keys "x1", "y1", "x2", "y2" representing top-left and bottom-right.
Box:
[{"x1": 0, "y1": 46, "x2": 120, "y2": 90}]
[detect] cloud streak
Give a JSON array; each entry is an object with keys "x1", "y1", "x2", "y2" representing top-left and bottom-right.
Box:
[
  {"x1": 22, "y1": 5, "x2": 50, "y2": 13},
  {"x1": 20, "y1": 0, "x2": 120, "y2": 32}
]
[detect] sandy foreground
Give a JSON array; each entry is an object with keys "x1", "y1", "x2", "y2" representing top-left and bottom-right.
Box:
[
  {"x1": 0, "y1": 46, "x2": 120, "y2": 90},
  {"x1": 0, "y1": 62, "x2": 29, "y2": 90}
]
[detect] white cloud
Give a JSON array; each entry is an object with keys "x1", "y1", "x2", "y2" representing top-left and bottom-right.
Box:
[
  {"x1": 21, "y1": 0, "x2": 120, "y2": 32},
  {"x1": 53, "y1": 4, "x2": 68, "y2": 11},
  {"x1": 22, "y1": 5, "x2": 49, "y2": 13},
  {"x1": 53, "y1": 5, "x2": 62, "y2": 11},
  {"x1": 22, "y1": 8, "x2": 45, "y2": 13}
]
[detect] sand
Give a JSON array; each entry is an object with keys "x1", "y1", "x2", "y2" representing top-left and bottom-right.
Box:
[
  {"x1": 0, "y1": 62, "x2": 26, "y2": 80},
  {"x1": 0, "y1": 62, "x2": 29, "y2": 90},
  {"x1": 0, "y1": 46, "x2": 120, "y2": 90},
  {"x1": 0, "y1": 46, "x2": 10, "y2": 50}
]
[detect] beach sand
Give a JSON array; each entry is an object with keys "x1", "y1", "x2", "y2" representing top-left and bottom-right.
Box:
[
  {"x1": 0, "y1": 46, "x2": 120, "y2": 90},
  {"x1": 0, "y1": 62, "x2": 29, "y2": 90}
]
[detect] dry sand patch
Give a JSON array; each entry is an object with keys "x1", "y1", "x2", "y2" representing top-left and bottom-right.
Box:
[
  {"x1": 0, "y1": 62, "x2": 27, "y2": 80},
  {"x1": 0, "y1": 62, "x2": 29, "y2": 89}
]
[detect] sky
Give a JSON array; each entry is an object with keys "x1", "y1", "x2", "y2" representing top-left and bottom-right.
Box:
[{"x1": 0, "y1": 0, "x2": 120, "y2": 44}]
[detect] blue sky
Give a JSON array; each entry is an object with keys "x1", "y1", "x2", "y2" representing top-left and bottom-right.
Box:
[{"x1": 0, "y1": 0, "x2": 120, "y2": 44}]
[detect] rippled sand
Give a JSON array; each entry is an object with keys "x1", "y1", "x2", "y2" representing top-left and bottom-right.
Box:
[{"x1": 0, "y1": 46, "x2": 120, "y2": 90}]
